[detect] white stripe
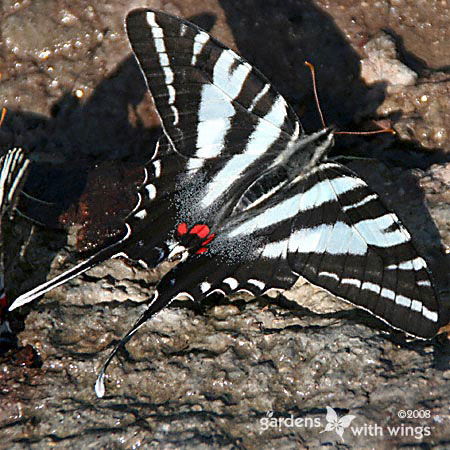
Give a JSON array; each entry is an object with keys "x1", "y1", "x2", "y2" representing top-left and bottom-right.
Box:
[
  {"x1": 159, "y1": 53, "x2": 169, "y2": 67},
  {"x1": 0, "y1": 151, "x2": 14, "y2": 205},
  {"x1": 362, "y1": 281, "x2": 381, "y2": 294},
  {"x1": 134, "y1": 209, "x2": 147, "y2": 220},
  {"x1": 213, "y1": 50, "x2": 252, "y2": 99},
  {"x1": 195, "y1": 51, "x2": 252, "y2": 162},
  {"x1": 292, "y1": 121, "x2": 301, "y2": 142},
  {"x1": 153, "y1": 160, "x2": 161, "y2": 178},
  {"x1": 171, "y1": 106, "x2": 179, "y2": 125},
  {"x1": 330, "y1": 176, "x2": 366, "y2": 196},
  {"x1": 264, "y1": 95, "x2": 287, "y2": 129},
  {"x1": 299, "y1": 176, "x2": 365, "y2": 213},
  {"x1": 154, "y1": 37, "x2": 165, "y2": 52},
  {"x1": 172, "y1": 292, "x2": 194, "y2": 302},
  {"x1": 247, "y1": 279, "x2": 265, "y2": 290},
  {"x1": 412, "y1": 257, "x2": 426, "y2": 270},
  {"x1": 141, "y1": 167, "x2": 149, "y2": 185},
  {"x1": 229, "y1": 176, "x2": 369, "y2": 244},
  {"x1": 387, "y1": 257, "x2": 426, "y2": 271},
  {"x1": 381, "y1": 287, "x2": 395, "y2": 300},
  {"x1": 319, "y1": 271, "x2": 339, "y2": 281},
  {"x1": 417, "y1": 280, "x2": 431, "y2": 287},
  {"x1": 411, "y1": 299, "x2": 421, "y2": 311},
  {"x1": 228, "y1": 190, "x2": 301, "y2": 236},
  {"x1": 206, "y1": 288, "x2": 226, "y2": 297},
  {"x1": 4, "y1": 149, "x2": 28, "y2": 206},
  {"x1": 342, "y1": 277, "x2": 437, "y2": 322},
  {"x1": 187, "y1": 158, "x2": 204, "y2": 172},
  {"x1": 191, "y1": 32, "x2": 209, "y2": 65},
  {"x1": 167, "y1": 85, "x2": 176, "y2": 104},
  {"x1": 151, "y1": 28, "x2": 163, "y2": 39},
  {"x1": 163, "y1": 67, "x2": 174, "y2": 84},
  {"x1": 290, "y1": 223, "x2": 368, "y2": 256},
  {"x1": 196, "y1": 86, "x2": 235, "y2": 159},
  {"x1": 396, "y1": 295, "x2": 412, "y2": 308},
  {"x1": 200, "y1": 281, "x2": 211, "y2": 293},
  {"x1": 237, "y1": 288, "x2": 254, "y2": 295},
  {"x1": 146, "y1": 12, "x2": 158, "y2": 27},
  {"x1": 354, "y1": 213, "x2": 410, "y2": 247},
  {"x1": 422, "y1": 306, "x2": 438, "y2": 322},
  {"x1": 223, "y1": 277, "x2": 238, "y2": 290},
  {"x1": 342, "y1": 278, "x2": 361, "y2": 288},
  {"x1": 249, "y1": 83, "x2": 270, "y2": 111},
  {"x1": 145, "y1": 184, "x2": 157, "y2": 200},
  {"x1": 128, "y1": 192, "x2": 142, "y2": 216},
  {"x1": 260, "y1": 239, "x2": 288, "y2": 259},
  {"x1": 146, "y1": 12, "x2": 177, "y2": 124},
  {"x1": 138, "y1": 259, "x2": 149, "y2": 269},
  {"x1": 240, "y1": 180, "x2": 287, "y2": 211},
  {"x1": 342, "y1": 193, "x2": 378, "y2": 212}
]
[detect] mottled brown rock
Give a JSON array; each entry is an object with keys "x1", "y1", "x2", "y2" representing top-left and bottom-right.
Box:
[{"x1": 1, "y1": 0, "x2": 449, "y2": 449}]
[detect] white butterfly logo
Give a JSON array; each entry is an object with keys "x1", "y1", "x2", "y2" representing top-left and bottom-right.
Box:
[{"x1": 320, "y1": 406, "x2": 356, "y2": 441}]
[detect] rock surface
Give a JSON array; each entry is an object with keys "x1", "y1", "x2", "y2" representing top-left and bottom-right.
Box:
[{"x1": 1, "y1": 0, "x2": 450, "y2": 448}]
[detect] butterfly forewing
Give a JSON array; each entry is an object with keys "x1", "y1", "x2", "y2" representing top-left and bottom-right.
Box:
[{"x1": 126, "y1": 9, "x2": 301, "y2": 163}]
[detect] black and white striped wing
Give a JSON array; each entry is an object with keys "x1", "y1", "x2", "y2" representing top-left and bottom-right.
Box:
[
  {"x1": 126, "y1": 9, "x2": 301, "y2": 163},
  {"x1": 148, "y1": 162, "x2": 441, "y2": 339},
  {"x1": 0, "y1": 148, "x2": 29, "y2": 217},
  {"x1": 0, "y1": 148, "x2": 29, "y2": 329},
  {"x1": 286, "y1": 163, "x2": 440, "y2": 338}
]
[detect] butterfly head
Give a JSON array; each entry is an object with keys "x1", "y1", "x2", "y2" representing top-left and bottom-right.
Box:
[{"x1": 287, "y1": 127, "x2": 335, "y2": 176}]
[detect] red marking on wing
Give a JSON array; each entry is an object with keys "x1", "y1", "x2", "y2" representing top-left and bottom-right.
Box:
[
  {"x1": 0, "y1": 293, "x2": 7, "y2": 320},
  {"x1": 196, "y1": 247, "x2": 208, "y2": 254},
  {"x1": 177, "y1": 222, "x2": 188, "y2": 236},
  {"x1": 0, "y1": 293, "x2": 7, "y2": 309},
  {"x1": 202, "y1": 233, "x2": 215, "y2": 246},
  {"x1": 190, "y1": 224, "x2": 210, "y2": 239}
]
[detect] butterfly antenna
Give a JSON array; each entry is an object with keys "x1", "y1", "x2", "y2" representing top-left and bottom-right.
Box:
[
  {"x1": 335, "y1": 128, "x2": 396, "y2": 136},
  {"x1": 95, "y1": 290, "x2": 166, "y2": 398},
  {"x1": 305, "y1": 61, "x2": 327, "y2": 129},
  {"x1": 304, "y1": 63, "x2": 395, "y2": 136}
]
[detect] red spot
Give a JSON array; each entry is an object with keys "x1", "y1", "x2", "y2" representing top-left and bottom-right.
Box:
[
  {"x1": 196, "y1": 247, "x2": 207, "y2": 254},
  {"x1": 190, "y1": 224, "x2": 210, "y2": 239},
  {"x1": 0, "y1": 293, "x2": 7, "y2": 310},
  {"x1": 177, "y1": 222, "x2": 188, "y2": 236},
  {"x1": 202, "y1": 233, "x2": 215, "y2": 246}
]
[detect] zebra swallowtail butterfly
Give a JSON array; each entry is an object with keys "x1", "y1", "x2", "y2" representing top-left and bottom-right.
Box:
[
  {"x1": 0, "y1": 145, "x2": 30, "y2": 346},
  {"x1": 9, "y1": 9, "x2": 446, "y2": 396}
]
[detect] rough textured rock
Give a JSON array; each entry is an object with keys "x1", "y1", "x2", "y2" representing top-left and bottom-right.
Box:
[{"x1": 1, "y1": 0, "x2": 450, "y2": 448}]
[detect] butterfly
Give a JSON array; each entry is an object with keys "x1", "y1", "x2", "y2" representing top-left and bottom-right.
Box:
[
  {"x1": 9, "y1": 9, "x2": 446, "y2": 397},
  {"x1": 0, "y1": 145, "x2": 30, "y2": 348}
]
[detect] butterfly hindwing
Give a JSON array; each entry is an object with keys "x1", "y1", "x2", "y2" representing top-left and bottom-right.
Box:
[
  {"x1": 285, "y1": 163, "x2": 440, "y2": 338},
  {"x1": 140, "y1": 157, "x2": 440, "y2": 338}
]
